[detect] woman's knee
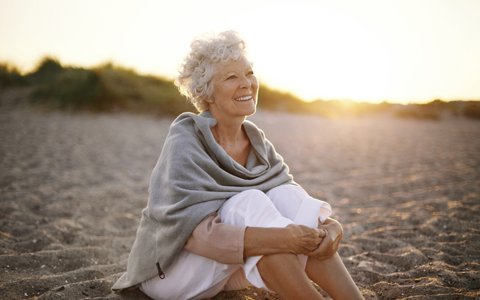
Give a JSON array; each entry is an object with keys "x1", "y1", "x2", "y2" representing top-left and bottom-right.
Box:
[
  {"x1": 239, "y1": 189, "x2": 269, "y2": 201},
  {"x1": 223, "y1": 189, "x2": 272, "y2": 210},
  {"x1": 266, "y1": 184, "x2": 331, "y2": 226},
  {"x1": 267, "y1": 184, "x2": 309, "y2": 202},
  {"x1": 266, "y1": 185, "x2": 307, "y2": 218},
  {"x1": 220, "y1": 189, "x2": 288, "y2": 227}
]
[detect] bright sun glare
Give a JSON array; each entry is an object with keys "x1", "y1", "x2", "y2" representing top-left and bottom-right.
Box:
[{"x1": 245, "y1": 5, "x2": 397, "y2": 102}]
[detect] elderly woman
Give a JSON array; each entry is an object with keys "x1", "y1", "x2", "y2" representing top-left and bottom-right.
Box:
[{"x1": 112, "y1": 31, "x2": 363, "y2": 299}]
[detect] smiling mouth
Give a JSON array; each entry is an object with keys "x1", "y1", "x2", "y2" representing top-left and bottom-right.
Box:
[{"x1": 234, "y1": 95, "x2": 254, "y2": 102}]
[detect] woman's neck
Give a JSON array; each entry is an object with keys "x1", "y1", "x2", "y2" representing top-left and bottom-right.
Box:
[
  {"x1": 211, "y1": 120, "x2": 245, "y2": 148},
  {"x1": 208, "y1": 109, "x2": 247, "y2": 147},
  {"x1": 208, "y1": 111, "x2": 251, "y2": 166}
]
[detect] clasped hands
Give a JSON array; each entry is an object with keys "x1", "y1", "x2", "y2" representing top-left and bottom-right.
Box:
[{"x1": 284, "y1": 218, "x2": 343, "y2": 260}]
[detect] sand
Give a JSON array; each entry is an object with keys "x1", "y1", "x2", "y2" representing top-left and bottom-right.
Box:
[{"x1": 1, "y1": 89, "x2": 479, "y2": 299}]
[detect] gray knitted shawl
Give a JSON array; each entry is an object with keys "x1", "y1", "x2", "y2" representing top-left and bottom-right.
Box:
[{"x1": 112, "y1": 111, "x2": 293, "y2": 290}]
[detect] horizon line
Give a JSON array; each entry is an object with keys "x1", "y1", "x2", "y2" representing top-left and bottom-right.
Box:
[{"x1": 1, "y1": 55, "x2": 479, "y2": 106}]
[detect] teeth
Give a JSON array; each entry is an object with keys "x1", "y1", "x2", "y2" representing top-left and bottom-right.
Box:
[{"x1": 235, "y1": 95, "x2": 253, "y2": 101}]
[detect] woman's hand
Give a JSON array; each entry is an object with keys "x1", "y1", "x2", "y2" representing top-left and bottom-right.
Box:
[
  {"x1": 284, "y1": 224, "x2": 326, "y2": 255},
  {"x1": 307, "y1": 218, "x2": 343, "y2": 260},
  {"x1": 242, "y1": 220, "x2": 341, "y2": 258}
]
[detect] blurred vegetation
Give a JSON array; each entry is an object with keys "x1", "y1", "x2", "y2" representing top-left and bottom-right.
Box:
[
  {"x1": 0, "y1": 63, "x2": 28, "y2": 87},
  {"x1": 258, "y1": 88, "x2": 310, "y2": 113},
  {"x1": 1, "y1": 56, "x2": 479, "y2": 120},
  {"x1": 21, "y1": 57, "x2": 194, "y2": 114},
  {"x1": 463, "y1": 102, "x2": 480, "y2": 119},
  {"x1": 393, "y1": 99, "x2": 480, "y2": 121},
  {"x1": 395, "y1": 105, "x2": 442, "y2": 120},
  {"x1": 29, "y1": 58, "x2": 104, "y2": 110}
]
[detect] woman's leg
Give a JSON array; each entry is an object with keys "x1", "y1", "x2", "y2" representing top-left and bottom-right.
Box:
[
  {"x1": 306, "y1": 254, "x2": 364, "y2": 300},
  {"x1": 257, "y1": 253, "x2": 324, "y2": 300},
  {"x1": 220, "y1": 189, "x2": 324, "y2": 298},
  {"x1": 267, "y1": 185, "x2": 363, "y2": 299}
]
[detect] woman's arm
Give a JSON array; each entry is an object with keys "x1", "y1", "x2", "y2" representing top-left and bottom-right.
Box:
[
  {"x1": 244, "y1": 224, "x2": 325, "y2": 258},
  {"x1": 185, "y1": 215, "x2": 326, "y2": 263},
  {"x1": 185, "y1": 214, "x2": 245, "y2": 264}
]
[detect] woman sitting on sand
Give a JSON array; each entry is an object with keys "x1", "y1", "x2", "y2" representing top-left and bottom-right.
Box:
[{"x1": 112, "y1": 31, "x2": 363, "y2": 300}]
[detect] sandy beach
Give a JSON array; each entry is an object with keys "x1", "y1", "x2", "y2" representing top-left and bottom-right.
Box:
[{"x1": 1, "y1": 89, "x2": 479, "y2": 299}]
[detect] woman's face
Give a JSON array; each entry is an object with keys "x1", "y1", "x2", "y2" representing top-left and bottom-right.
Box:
[{"x1": 208, "y1": 56, "x2": 258, "y2": 120}]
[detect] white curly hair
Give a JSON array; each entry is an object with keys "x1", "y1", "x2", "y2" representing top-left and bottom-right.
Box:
[{"x1": 175, "y1": 31, "x2": 248, "y2": 112}]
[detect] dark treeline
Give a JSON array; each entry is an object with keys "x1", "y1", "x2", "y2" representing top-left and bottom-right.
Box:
[{"x1": 1, "y1": 57, "x2": 479, "y2": 120}]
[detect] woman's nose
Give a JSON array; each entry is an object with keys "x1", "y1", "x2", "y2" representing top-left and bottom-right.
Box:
[{"x1": 240, "y1": 76, "x2": 252, "y2": 88}]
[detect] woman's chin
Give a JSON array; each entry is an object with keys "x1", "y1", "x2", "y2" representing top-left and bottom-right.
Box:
[
  {"x1": 231, "y1": 100, "x2": 255, "y2": 115},
  {"x1": 242, "y1": 104, "x2": 257, "y2": 117}
]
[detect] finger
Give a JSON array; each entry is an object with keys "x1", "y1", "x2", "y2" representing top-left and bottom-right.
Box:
[
  {"x1": 324, "y1": 238, "x2": 340, "y2": 258},
  {"x1": 310, "y1": 244, "x2": 328, "y2": 258},
  {"x1": 297, "y1": 236, "x2": 322, "y2": 253},
  {"x1": 317, "y1": 229, "x2": 327, "y2": 238},
  {"x1": 307, "y1": 236, "x2": 324, "y2": 252},
  {"x1": 308, "y1": 235, "x2": 330, "y2": 257},
  {"x1": 309, "y1": 230, "x2": 339, "y2": 258},
  {"x1": 331, "y1": 236, "x2": 341, "y2": 253}
]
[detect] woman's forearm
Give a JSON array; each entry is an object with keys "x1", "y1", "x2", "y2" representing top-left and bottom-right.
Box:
[
  {"x1": 243, "y1": 227, "x2": 291, "y2": 257},
  {"x1": 243, "y1": 224, "x2": 324, "y2": 258}
]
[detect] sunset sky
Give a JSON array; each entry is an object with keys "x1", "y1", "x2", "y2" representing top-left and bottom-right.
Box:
[{"x1": 1, "y1": 0, "x2": 479, "y2": 104}]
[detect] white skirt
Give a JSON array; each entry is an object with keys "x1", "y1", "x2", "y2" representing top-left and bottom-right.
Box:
[{"x1": 140, "y1": 184, "x2": 332, "y2": 300}]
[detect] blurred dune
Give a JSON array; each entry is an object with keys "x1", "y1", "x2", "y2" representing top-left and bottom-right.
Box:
[{"x1": 1, "y1": 85, "x2": 479, "y2": 299}]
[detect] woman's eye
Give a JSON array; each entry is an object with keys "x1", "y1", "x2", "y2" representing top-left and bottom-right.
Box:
[{"x1": 226, "y1": 75, "x2": 237, "y2": 80}]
